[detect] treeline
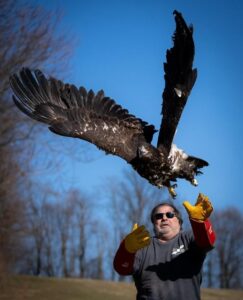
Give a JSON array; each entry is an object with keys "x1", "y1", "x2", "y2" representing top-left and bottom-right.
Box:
[
  {"x1": 6, "y1": 173, "x2": 164, "y2": 281},
  {"x1": 14, "y1": 188, "x2": 103, "y2": 279},
  {"x1": 2, "y1": 173, "x2": 243, "y2": 289}
]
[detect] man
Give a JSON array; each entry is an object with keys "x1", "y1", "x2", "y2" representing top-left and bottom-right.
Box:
[{"x1": 113, "y1": 193, "x2": 216, "y2": 300}]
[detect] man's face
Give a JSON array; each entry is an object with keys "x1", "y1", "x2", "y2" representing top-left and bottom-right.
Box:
[{"x1": 153, "y1": 205, "x2": 181, "y2": 241}]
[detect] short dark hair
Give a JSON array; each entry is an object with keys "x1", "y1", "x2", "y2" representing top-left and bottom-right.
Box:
[{"x1": 150, "y1": 202, "x2": 183, "y2": 228}]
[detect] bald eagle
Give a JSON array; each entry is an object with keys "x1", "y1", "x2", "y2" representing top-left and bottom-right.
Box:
[{"x1": 9, "y1": 10, "x2": 208, "y2": 198}]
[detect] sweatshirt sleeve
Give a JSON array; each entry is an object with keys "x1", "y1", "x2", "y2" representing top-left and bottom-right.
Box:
[
  {"x1": 190, "y1": 218, "x2": 216, "y2": 250},
  {"x1": 113, "y1": 240, "x2": 136, "y2": 275}
]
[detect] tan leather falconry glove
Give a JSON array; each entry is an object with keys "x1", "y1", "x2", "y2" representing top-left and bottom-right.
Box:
[
  {"x1": 183, "y1": 193, "x2": 213, "y2": 221},
  {"x1": 124, "y1": 223, "x2": 151, "y2": 253}
]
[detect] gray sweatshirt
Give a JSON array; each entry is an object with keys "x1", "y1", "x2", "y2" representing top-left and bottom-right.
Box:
[{"x1": 133, "y1": 231, "x2": 206, "y2": 300}]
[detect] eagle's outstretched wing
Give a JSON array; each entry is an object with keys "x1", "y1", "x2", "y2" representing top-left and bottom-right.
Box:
[
  {"x1": 157, "y1": 10, "x2": 197, "y2": 155},
  {"x1": 10, "y1": 68, "x2": 156, "y2": 162}
]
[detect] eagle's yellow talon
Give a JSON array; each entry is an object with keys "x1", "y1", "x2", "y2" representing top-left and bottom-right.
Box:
[{"x1": 168, "y1": 187, "x2": 177, "y2": 198}]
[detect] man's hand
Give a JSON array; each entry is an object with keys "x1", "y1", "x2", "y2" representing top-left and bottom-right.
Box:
[
  {"x1": 183, "y1": 193, "x2": 213, "y2": 221},
  {"x1": 124, "y1": 223, "x2": 151, "y2": 253}
]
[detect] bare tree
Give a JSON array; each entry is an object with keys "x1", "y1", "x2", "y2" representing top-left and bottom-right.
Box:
[
  {"x1": 16, "y1": 186, "x2": 102, "y2": 279},
  {"x1": 202, "y1": 249, "x2": 218, "y2": 288},
  {"x1": 68, "y1": 189, "x2": 92, "y2": 278},
  {"x1": 42, "y1": 202, "x2": 57, "y2": 277},
  {"x1": 18, "y1": 184, "x2": 58, "y2": 277},
  {"x1": 85, "y1": 222, "x2": 108, "y2": 280},
  {"x1": 109, "y1": 169, "x2": 166, "y2": 229},
  {"x1": 0, "y1": 0, "x2": 72, "y2": 146},
  {"x1": 0, "y1": 0, "x2": 74, "y2": 276},
  {"x1": 64, "y1": 188, "x2": 108, "y2": 280},
  {"x1": 211, "y1": 208, "x2": 243, "y2": 289},
  {"x1": 52, "y1": 191, "x2": 75, "y2": 277},
  {"x1": 26, "y1": 196, "x2": 46, "y2": 275},
  {"x1": 202, "y1": 208, "x2": 243, "y2": 289},
  {"x1": 55, "y1": 189, "x2": 93, "y2": 278}
]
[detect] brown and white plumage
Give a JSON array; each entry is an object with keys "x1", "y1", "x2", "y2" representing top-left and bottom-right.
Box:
[{"x1": 9, "y1": 11, "x2": 208, "y2": 198}]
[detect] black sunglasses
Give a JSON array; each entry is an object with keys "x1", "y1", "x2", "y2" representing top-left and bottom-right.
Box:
[{"x1": 154, "y1": 212, "x2": 176, "y2": 220}]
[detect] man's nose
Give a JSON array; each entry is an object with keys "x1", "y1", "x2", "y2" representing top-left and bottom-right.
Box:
[{"x1": 161, "y1": 214, "x2": 167, "y2": 220}]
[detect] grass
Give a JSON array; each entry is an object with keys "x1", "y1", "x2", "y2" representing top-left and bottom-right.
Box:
[{"x1": 1, "y1": 275, "x2": 243, "y2": 300}]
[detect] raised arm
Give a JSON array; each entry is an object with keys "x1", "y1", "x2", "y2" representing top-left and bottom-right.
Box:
[
  {"x1": 183, "y1": 193, "x2": 216, "y2": 249},
  {"x1": 113, "y1": 224, "x2": 150, "y2": 275}
]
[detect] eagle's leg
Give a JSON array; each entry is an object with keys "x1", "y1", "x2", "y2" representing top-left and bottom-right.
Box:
[{"x1": 168, "y1": 184, "x2": 177, "y2": 199}]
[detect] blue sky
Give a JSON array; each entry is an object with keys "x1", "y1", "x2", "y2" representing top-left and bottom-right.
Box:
[{"x1": 30, "y1": 0, "x2": 243, "y2": 211}]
